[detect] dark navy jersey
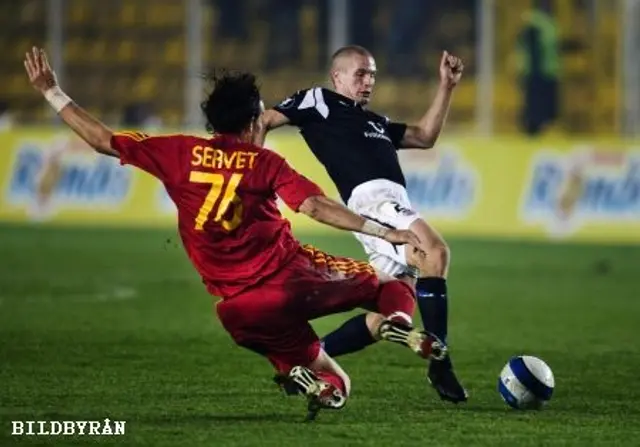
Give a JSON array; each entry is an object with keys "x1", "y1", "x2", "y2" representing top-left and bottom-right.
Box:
[{"x1": 274, "y1": 87, "x2": 408, "y2": 203}]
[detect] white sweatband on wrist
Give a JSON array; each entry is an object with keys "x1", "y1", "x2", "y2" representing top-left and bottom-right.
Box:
[
  {"x1": 44, "y1": 86, "x2": 72, "y2": 113},
  {"x1": 361, "y1": 220, "x2": 389, "y2": 238}
]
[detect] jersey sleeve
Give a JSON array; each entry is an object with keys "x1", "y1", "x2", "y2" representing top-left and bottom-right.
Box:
[
  {"x1": 388, "y1": 121, "x2": 408, "y2": 148},
  {"x1": 374, "y1": 113, "x2": 407, "y2": 149},
  {"x1": 261, "y1": 150, "x2": 325, "y2": 211},
  {"x1": 273, "y1": 88, "x2": 329, "y2": 127},
  {"x1": 111, "y1": 131, "x2": 183, "y2": 183}
]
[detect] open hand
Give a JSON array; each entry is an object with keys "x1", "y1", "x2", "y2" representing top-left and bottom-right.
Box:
[
  {"x1": 24, "y1": 46, "x2": 58, "y2": 94},
  {"x1": 383, "y1": 229, "x2": 422, "y2": 252}
]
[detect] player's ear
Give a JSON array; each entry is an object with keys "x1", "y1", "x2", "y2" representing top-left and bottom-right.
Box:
[
  {"x1": 251, "y1": 114, "x2": 263, "y2": 140},
  {"x1": 329, "y1": 70, "x2": 339, "y2": 88}
]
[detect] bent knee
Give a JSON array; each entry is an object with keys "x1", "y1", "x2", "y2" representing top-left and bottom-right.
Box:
[
  {"x1": 429, "y1": 240, "x2": 450, "y2": 266},
  {"x1": 407, "y1": 220, "x2": 450, "y2": 274},
  {"x1": 408, "y1": 240, "x2": 450, "y2": 277}
]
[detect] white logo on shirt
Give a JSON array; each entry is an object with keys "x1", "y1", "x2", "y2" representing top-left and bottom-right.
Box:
[
  {"x1": 364, "y1": 121, "x2": 391, "y2": 142},
  {"x1": 278, "y1": 97, "x2": 295, "y2": 109},
  {"x1": 367, "y1": 121, "x2": 385, "y2": 133}
]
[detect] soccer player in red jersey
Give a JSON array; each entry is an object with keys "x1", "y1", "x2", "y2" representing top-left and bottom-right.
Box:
[{"x1": 24, "y1": 47, "x2": 446, "y2": 420}]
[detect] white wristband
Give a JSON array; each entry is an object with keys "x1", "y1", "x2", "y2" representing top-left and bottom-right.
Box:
[
  {"x1": 44, "y1": 86, "x2": 72, "y2": 113},
  {"x1": 361, "y1": 220, "x2": 389, "y2": 238}
]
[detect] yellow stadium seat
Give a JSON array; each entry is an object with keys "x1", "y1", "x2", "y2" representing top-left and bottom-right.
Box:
[
  {"x1": 164, "y1": 39, "x2": 184, "y2": 66},
  {"x1": 63, "y1": 39, "x2": 87, "y2": 63},
  {"x1": 119, "y1": 2, "x2": 138, "y2": 27},
  {"x1": 132, "y1": 74, "x2": 158, "y2": 101},
  {"x1": 7, "y1": 73, "x2": 31, "y2": 96},
  {"x1": 116, "y1": 40, "x2": 136, "y2": 63},
  {"x1": 87, "y1": 40, "x2": 109, "y2": 63},
  {"x1": 68, "y1": 0, "x2": 90, "y2": 24}
]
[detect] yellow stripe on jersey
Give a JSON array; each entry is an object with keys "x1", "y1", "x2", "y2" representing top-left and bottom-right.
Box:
[
  {"x1": 114, "y1": 131, "x2": 150, "y2": 142},
  {"x1": 302, "y1": 245, "x2": 374, "y2": 275},
  {"x1": 114, "y1": 131, "x2": 194, "y2": 144}
]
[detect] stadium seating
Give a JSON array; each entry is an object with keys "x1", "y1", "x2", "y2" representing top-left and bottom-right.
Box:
[{"x1": 0, "y1": 0, "x2": 620, "y2": 133}]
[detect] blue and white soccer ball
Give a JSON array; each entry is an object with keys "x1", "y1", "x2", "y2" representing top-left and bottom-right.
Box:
[{"x1": 498, "y1": 355, "x2": 555, "y2": 410}]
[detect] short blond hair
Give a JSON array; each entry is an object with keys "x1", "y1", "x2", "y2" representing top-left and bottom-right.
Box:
[{"x1": 330, "y1": 45, "x2": 372, "y2": 68}]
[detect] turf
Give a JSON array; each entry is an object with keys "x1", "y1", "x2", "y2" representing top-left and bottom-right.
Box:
[{"x1": 1, "y1": 224, "x2": 639, "y2": 446}]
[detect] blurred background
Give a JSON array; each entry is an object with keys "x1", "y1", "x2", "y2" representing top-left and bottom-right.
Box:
[
  {"x1": 1, "y1": 0, "x2": 639, "y2": 136},
  {"x1": 0, "y1": 0, "x2": 638, "y2": 241},
  {"x1": 1, "y1": 3, "x2": 639, "y2": 444}
]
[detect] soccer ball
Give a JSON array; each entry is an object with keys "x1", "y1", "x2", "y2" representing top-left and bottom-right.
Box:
[{"x1": 498, "y1": 355, "x2": 555, "y2": 409}]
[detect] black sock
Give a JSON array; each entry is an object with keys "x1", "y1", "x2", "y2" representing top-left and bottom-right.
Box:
[
  {"x1": 416, "y1": 277, "x2": 449, "y2": 343},
  {"x1": 321, "y1": 313, "x2": 376, "y2": 358},
  {"x1": 416, "y1": 277, "x2": 452, "y2": 368}
]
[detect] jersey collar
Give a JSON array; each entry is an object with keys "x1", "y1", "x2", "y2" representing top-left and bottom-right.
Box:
[
  {"x1": 330, "y1": 90, "x2": 364, "y2": 109},
  {"x1": 210, "y1": 134, "x2": 255, "y2": 149}
]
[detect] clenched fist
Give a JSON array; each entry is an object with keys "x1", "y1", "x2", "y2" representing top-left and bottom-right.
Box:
[{"x1": 439, "y1": 51, "x2": 464, "y2": 89}]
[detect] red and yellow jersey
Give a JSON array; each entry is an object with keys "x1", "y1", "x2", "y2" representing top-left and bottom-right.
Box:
[{"x1": 111, "y1": 132, "x2": 324, "y2": 298}]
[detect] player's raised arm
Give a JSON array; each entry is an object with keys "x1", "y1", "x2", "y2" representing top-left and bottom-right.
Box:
[
  {"x1": 24, "y1": 46, "x2": 118, "y2": 157},
  {"x1": 398, "y1": 51, "x2": 464, "y2": 149}
]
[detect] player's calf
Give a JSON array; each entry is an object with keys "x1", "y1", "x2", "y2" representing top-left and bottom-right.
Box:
[
  {"x1": 321, "y1": 280, "x2": 415, "y2": 358},
  {"x1": 404, "y1": 224, "x2": 451, "y2": 346},
  {"x1": 406, "y1": 220, "x2": 468, "y2": 403}
]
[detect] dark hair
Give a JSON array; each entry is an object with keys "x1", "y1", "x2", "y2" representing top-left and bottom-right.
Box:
[{"x1": 201, "y1": 71, "x2": 261, "y2": 135}]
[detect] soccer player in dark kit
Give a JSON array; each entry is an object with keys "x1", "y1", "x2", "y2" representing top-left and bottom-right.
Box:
[
  {"x1": 24, "y1": 46, "x2": 447, "y2": 420},
  {"x1": 257, "y1": 45, "x2": 468, "y2": 403}
]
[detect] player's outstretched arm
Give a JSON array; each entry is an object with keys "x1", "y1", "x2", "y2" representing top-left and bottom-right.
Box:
[
  {"x1": 399, "y1": 51, "x2": 464, "y2": 149},
  {"x1": 253, "y1": 109, "x2": 290, "y2": 146},
  {"x1": 272, "y1": 152, "x2": 421, "y2": 249},
  {"x1": 299, "y1": 195, "x2": 421, "y2": 249},
  {"x1": 24, "y1": 46, "x2": 118, "y2": 158}
]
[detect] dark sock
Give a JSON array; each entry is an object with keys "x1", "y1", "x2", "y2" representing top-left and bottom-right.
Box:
[
  {"x1": 416, "y1": 277, "x2": 452, "y2": 369},
  {"x1": 416, "y1": 277, "x2": 448, "y2": 343},
  {"x1": 321, "y1": 313, "x2": 376, "y2": 358}
]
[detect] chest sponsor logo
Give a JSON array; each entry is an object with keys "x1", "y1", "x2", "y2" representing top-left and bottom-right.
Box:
[{"x1": 364, "y1": 121, "x2": 391, "y2": 143}]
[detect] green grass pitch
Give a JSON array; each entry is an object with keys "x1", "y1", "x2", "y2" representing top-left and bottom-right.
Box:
[{"x1": 1, "y1": 224, "x2": 639, "y2": 446}]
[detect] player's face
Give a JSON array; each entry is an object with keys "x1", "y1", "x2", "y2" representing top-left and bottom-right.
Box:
[{"x1": 334, "y1": 54, "x2": 377, "y2": 105}]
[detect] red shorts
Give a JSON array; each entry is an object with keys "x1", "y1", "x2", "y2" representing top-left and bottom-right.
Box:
[{"x1": 215, "y1": 245, "x2": 379, "y2": 373}]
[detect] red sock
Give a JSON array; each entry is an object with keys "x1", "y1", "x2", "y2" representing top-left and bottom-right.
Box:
[
  {"x1": 376, "y1": 281, "x2": 415, "y2": 325},
  {"x1": 316, "y1": 371, "x2": 346, "y2": 394}
]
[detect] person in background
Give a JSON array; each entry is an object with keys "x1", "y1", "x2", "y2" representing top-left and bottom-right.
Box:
[{"x1": 516, "y1": 0, "x2": 561, "y2": 136}]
